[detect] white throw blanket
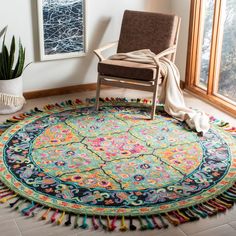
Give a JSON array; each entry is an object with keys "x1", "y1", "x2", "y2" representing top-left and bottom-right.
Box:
[{"x1": 109, "y1": 49, "x2": 210, "y2": 135}]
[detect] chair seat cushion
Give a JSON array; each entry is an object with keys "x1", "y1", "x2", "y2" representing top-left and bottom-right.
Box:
[{"x1": 98, "y1": 60, "x2": 157, "y2": 81}]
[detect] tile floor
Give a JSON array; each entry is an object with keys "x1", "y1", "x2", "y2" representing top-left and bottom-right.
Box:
[{"x1": 0, "y1": 88, "x2": 235, "y2": 236}]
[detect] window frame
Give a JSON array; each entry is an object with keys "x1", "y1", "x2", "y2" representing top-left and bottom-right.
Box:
[{"x1": 185, "y1": 0, "x2": 236, "y2": 117}]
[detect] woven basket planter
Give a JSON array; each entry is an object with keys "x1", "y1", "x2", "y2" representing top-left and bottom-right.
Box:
[{"x1": 0, "y1": 76, "x2": 25, "y2": 114}]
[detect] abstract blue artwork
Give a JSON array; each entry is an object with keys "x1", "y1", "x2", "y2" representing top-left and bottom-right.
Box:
[{"x1": 37, "y1": 0, "x2": 86, "y2": 61}]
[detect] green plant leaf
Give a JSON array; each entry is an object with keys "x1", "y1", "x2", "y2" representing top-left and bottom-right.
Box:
[
  {"x1": 9, "y1": 36, "x2": 15, "y2": 79},
  {"x1": 1, "y1": 34, "x2": 7, "y2": 79},
  {"x1": 3, "y1": 46, "x2": 11, "y2": 79},
  {"x1": 0, "y1": 52, "x2": 4, "y2": 80},
  {"x1": 0, "y1": 29, "x2": 25, "y2": 80},
  {"x1": 1, "y1": 40, "x2": 10, "y2": 80},
  {"x1": 12, "y1": 39, "x2": 25, "y2": 78},
  {"x1": 0, "y1": 26, "x2": 7, "y2": 40},
  {"x1": 1, "y1": 33, "x2": 5, "y2": 53}
]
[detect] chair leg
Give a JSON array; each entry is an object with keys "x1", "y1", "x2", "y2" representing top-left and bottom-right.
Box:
[
  {"x1": 95, "y1": 75, "x2": 101, "y2": 111},
  {"x1": 151, "y1": 80, "x2": 159, "y2": 120}
]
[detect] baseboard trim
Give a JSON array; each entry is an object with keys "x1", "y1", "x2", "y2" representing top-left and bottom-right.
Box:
[
  {"x1": 24, "y1": 83, "x2": 109, "y2": 100},
  {"x1": 24, "y1": 81, "x2": 186, "y2": 100},
  {"x1": 180, "y1": 80, "x2": 185, "y2": 90}
]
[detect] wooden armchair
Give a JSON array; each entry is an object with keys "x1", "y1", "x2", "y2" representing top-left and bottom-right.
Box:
[{"x1": 94, "y1": 10, "x2": 181, "y2": 119}]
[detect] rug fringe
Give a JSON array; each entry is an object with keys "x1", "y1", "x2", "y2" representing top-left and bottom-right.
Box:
[
  {"x1": 129, "y1": 216, "x2": 137, "y2": 230},
  {"x1": 0, "y1": 189, "x2": 235, "y2": 231},
  {"x1": 65, "y1": 213, "x2": 72, "y2": 226},
  {"x1": 0, "y1": 97, "x2": 164, "y2": 136},
  {"x1": 74, "y1": 214, "x2": 80, "y2": 229}
]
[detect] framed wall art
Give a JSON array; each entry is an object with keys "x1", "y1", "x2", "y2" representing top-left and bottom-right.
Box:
[{"x1": 37, "y1": 0, "x2": 86, "y2": 61}]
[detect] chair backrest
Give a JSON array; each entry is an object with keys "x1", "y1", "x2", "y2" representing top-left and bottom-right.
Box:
[{"x1": 117, "y1": 10, "x2": 180, "y2": 60}]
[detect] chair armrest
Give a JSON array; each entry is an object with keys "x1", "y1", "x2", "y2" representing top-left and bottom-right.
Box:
[
  {"x1": 152, "y1": 45, "x2": 177, "y2": 65},
  {"x1": 94, "y1": 41, "x2": 118, "y2": 61}
]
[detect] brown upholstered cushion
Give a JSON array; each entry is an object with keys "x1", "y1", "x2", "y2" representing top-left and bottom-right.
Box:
[
  {"x1": 98, "y1": 60, "x2": 157, "y2": 81},
  {"x1": 117, "y1": 10, "x2": 179, "y2": 55}
]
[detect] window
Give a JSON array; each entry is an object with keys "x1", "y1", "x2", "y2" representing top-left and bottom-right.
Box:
[{"x1": 186, "y1": 0, "x2": 236, "y2": 117}]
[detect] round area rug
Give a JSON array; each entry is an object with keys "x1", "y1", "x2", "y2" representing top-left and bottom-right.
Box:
[{"x1": 0, "y1": 99, "x2": 235, "y2": 228}]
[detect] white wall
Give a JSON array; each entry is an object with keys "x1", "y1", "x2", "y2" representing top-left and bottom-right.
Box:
[
  {"x1": 146, "y1": 0, "x2": 172, "y2": 13},
  {"x1": 170, "y1": 0, "x2": 191, "y2": 81},
  {"x1": 148, "y1": 0, "x2": 191, "y2": 81},
  {"x1": 143, "y1": 0, "x2": 191, "y2": 82},
  {"x1": 0, "y1": 0, "x2": 172, "y2": 92}
]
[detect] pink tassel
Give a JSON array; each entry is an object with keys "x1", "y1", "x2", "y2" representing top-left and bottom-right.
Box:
[
  {"x1": 51, "y1": 209, "x2": 59, "y2": 223},
  {"x1": 92, "y1": 215, "x2": 99, "y2": 230},
  {"x1": 110, "y1": 216, "x2": 117, "y2": 231}
]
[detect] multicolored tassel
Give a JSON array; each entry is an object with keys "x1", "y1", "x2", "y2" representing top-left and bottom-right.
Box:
[
  {"x1": 191, "y1": 206, "x2": 208, "y2": 218},
  {"x1": 119, "y1": 216, "x2": 128, "y2": 232},
  {"x1": 176, "y1": 210, "x2": 190, "y2": 222},
  {"x1": 31, "y1": 206, "x2": 44, "y2": 217},
  {"x1": 92, "y1": 215, "x2": 99, "y2": 230},
  {"x1": 145, "y1": 216, "x2": 155, "y2": 230},
  {"x1": 57, "y1": 211, "x2": 65, "y2": 225},
  {"x1": 157, "y1": 214, "x2": 169, "y2": 228},
  {"x1": 41, "y1": 208, "x2": 51, "y2": 220},
  {"x1": 21, "y1": 202, "x2": 35, "y2": 216},
  {"x1": 79, "y1": 214, "x2": 88, "y2": 229},
  {"x1": 227, "y1": 188, "x2": 236, "y2": 196},
  {"x1": 106, "y1": 216, "x2": 115, "y2": 231},
  {"x1": 22, "y1": 203, "x2": 39, "y2": 216},
  {"x1": 0, "y1": 191, "x2": 14, "y2": 199},
  {"x1": 74, "y1": 214, "x2": 80, "y2": 229},
  {"x1": 110, "y1": 216, "x2": 117, "y2": 231},
  {"x1": 0, "y1": 194, "x2": 17, "y2": 203},
  {"x1": 15, "y1": 199, "x2": 26, "y2": 211},
  {"x1": 0, "y1": 189, "x2": 10, "y2": 194},
  {"x1": 165, "y1": 213, "x2": 180, "y2": 226},
  {"x1": 219, "y1": 195, "x2": 234, "y2": 204},
  {"x1": 184, "y1": 208, "x2": 200, "y2": 221},
  {"x1": 138, "y1": 216, "x2": 148, "y2": 230},
  {"x1": 9, "y1": 197, "x2": 21, "y2": 208},
  {"x1": 65, "y1": 213, "x2": 72, "y2": 226},
  {"x1": 129, "y1": 216, "x2": 136, "y2": 231},
  {"x1": 26, "y1": 204, "x2": 39, "y2": 216},
  {"x1": 51, "y1": 209, "x2": 59, "y2": 223},
  {"x1": 151, "y1": 215, "x2": 162, "y2": 229},
  {"x1": 207, "y1": 200, "x2": 226, "y2": 212},
  {"x1": 99, "y1": 216, "x2": 108, "y2": 230},
  {"x1": 224, "y1": 191, "x2": 236, "y2": 199},
  {"x1": 197, "y1": 204, "x2": 215, "y2": 216},
  {"x1": 172, "y1": 211, "x2": 187, "y2": 223}
]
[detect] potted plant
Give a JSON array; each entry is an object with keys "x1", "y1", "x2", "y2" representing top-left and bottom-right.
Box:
[{"x1": 0, "y1": 26, "x2": 26, "y2": 114}]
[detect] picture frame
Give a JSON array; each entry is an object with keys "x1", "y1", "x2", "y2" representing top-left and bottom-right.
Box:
[{"x1": 37, "y1": 0, "x2": 86, "y2": 61}]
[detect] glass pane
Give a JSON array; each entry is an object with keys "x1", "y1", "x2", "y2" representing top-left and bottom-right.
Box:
[
  {"x1": 217, "y1": 0, "x2": 236, "y2": 103},
  {"x1": 199, "y1": 0, "x2": 215, "y2": 88}
]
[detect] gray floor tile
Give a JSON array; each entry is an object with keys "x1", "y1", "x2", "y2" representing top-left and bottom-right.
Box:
[
  {"x1": 229, "y1": 220, "x2": 236, "y2": 230},
  {"x1": 0, "y1": 219, "x2": 21, "y2": 236},
  {"x1": 190, "y1": 224, "x2": 236, "y2": 236},
  {"x1": 179, "y1": 209, "x2": 234, "y2": 235}
]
